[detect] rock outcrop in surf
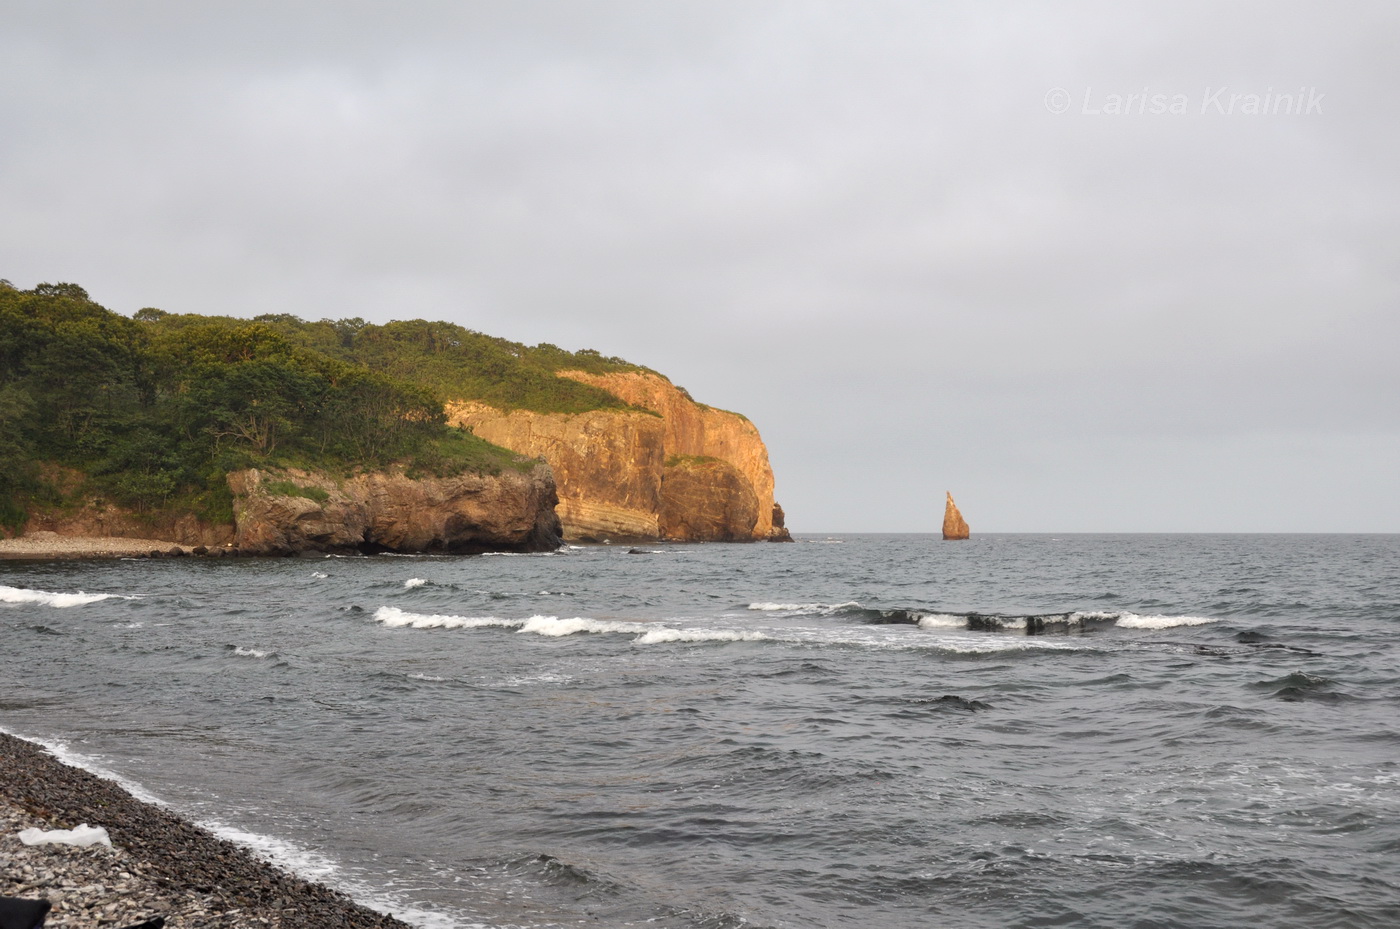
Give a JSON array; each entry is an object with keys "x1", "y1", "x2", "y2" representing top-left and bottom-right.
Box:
[
  {"x1": 226, "y1": 464, "x2": 561, "y2": 556},
  {"x1": 942, "y1": 492, "x2": 970, "y2": 540}
]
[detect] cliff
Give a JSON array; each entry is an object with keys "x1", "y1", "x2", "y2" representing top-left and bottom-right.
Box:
[
  {"x1": 11, "y1": 462, "x2": 561, "y2": 556},
  {"x1": 447, "y1": 371, "x2": 786, "y2": 542},
  {"x1": 227, "y1": 463, "x2": 561, "y2": 555}
]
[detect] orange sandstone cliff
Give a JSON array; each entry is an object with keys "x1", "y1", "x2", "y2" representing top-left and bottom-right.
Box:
[{"x1": 447, "y1": 371, "x2": 789, "y2": 542}]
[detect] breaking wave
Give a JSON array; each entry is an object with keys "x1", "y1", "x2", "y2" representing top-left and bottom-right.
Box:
[
  {"x1": 747, "y1": 601, "x2": 861, "y2": 613},
  {"x1": 374, "y1": 606, "x2": 517, "y2": 630},
  {"x1": 375, "y1": 607, "x2": 770, "y2": 646},
  {"x1": 635, "y1": 627, "x2": 771, "y2": 645},
  {"x1": 749, "y1": 600, "x2": 1218, "y2": 633},
  {"x1": 0, "y1": 585, "x2": 122, "y2": 608}
]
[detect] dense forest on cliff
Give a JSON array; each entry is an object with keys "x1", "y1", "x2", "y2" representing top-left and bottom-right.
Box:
[
  {"x1": 155, "y1": 311, "x2": 653, "y2": 415},
  {"x1": 1, "y1": 280, "x2": 645, "y2": 530}
]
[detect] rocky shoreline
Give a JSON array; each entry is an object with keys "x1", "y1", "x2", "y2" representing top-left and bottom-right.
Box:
[
  {"x1": 0, "y1": 732, "x2": 414, "y2": 928},
  {"x1": 0, "y1": 534, "x2": 197, "y2": 561}
]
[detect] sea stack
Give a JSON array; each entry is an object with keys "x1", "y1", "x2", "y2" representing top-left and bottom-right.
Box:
[{"x1": 942, "y1": 492, "x2": 970, "y2": 540}]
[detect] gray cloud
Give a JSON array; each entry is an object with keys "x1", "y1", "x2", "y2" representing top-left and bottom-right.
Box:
[{"x1": 3, "y1": 1, "x2": 1396, "y2": 530}]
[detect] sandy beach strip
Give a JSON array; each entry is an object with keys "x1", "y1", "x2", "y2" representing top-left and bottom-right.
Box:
[
  {"x1": 0, "y1": 732, "x2": 415, "y2": 928},
  {"x1": 0, "y1": 534, "x2": 191, "y2": 560}
]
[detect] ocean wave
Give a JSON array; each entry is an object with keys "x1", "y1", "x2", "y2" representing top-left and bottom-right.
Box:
[
  {"x1": 917, "y1": 614, "x2": 967, "y2": 628},
  {"x1": 376, "y1": 606, "x2": 770, "y2": 648},
  {"x1": 516, "y1": 615, "x2": 644, "y2": 636},
  {"x1": 1105, "y1": 612, "x2": 1219, "y2": 630},
  {"x1": 229, "y1": 646, "x2": 275, "y2": 659},
  {"x1": 635, "y1": 627, "x2": 771, "y2": 645},
  {"x1": 374, "y1": 606, "x2": 518, "y2": 630},
  {"x1": 747, "y1": 601, "x2": 861, "y2": 614},
  {"x1": 0, "y1": 584, "x2": 122, "y2": 608},
  {"x1": 498, "y1": 672, "x2": 574, "y2": 686},
  {"x1": 754, "y1": 600, "x2": 1221, "y2": 634}
]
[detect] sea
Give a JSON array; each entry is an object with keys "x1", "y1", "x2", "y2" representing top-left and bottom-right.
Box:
[{"x1": 2, "y1": 534, "x2": 1398, "y2": 929}]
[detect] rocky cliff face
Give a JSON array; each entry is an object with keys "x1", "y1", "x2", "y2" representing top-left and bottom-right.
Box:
[
  {"x1": 227, "y1": 463, "x2": 561, "y2": 555},
  {"x1": 447, "y1": 371, "x2": 785, "y2": 542},
  {"x1": 12, "y1": 462, "x2": 560, "y2": 556},
  {"x1": 443, "y1": 404, "x2": 666, "y2": 540},
  {"x1": 658, "y1": 456, "x2": 760, "y2": 542}
]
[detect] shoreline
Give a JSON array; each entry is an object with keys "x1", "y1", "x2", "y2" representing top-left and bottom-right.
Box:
[
  {"x1": 0, "y1": 533, "x2": 195, "y2": 561},
  {"x1": 0, "y1": 732, "x2": 415, "y2": 928}
]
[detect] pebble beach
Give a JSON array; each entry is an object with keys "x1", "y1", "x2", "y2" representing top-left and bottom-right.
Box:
[
  {"x1": 0, "y1": 732, "x2": 412, "y2": 929},
  {"x1": 0, "y1": 535, "x2": 192, "y2": 561}
]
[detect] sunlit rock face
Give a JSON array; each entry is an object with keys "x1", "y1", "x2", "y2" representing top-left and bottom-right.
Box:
[{"x1": 447, "y1": 371, "x2": 783, "y2": 543}]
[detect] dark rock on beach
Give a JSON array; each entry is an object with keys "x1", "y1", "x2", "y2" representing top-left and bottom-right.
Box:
[{"x1": 1, "y1": 732, "x2": 412, "y2": 929}]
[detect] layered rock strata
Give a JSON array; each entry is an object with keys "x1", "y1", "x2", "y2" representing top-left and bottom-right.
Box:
[
  {"x1": 226, "y1": 464, "x2": 561, "y2": 555},
  {"x1": 448, "y1": 371, "x2": 786, "y2": 543}
]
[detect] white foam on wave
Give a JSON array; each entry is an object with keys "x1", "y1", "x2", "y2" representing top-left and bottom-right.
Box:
[
  {"x1": 4, "y1": 730, "x2": 166, "y2": 806},
  {"x1": 747, "y1": 601, "x2": 860, "y2": 614},
  {"x1": 0, "y1": 584, "x2": 120, "y2": 608},
  {"x1": 634, "y1": 627, "x2": 770, "y2": 645},
  {"x1": 407, "y1": 672, "x2": 446, "y2": 682},
  {"x1": 374, "y1": 606, "x2": 518, "y2": 630},
  {"x1": 917, "y1": 614, "x2": 967, "y2": 629},
  {"x1": 1106, "y1": 612, "x2": 1218, "y2": 630},
  {"x1": 500, "y1": 672, "x2": 573, "y2": 686},
  {"x1": 404, "y1": 578, "x2": 427, "y2": 589},
  {"x1": 930, "y1": 637, "x2": 1094, "y2": 655},
  {"x1": 200, "y1": 818, "x2": 342, "y2": 883},
  {"x1": 517, "y1": 615, "x2": 644, "y2": 637},
  {"x1": 376, "y1": 606, "x2": 767, "y2": 647},
  {"x1": 232, "y1": 646, "x2": 273, "y2": 659},
  {"x1": 310, "y1": 571, "x2": 329, "y2": 579}
]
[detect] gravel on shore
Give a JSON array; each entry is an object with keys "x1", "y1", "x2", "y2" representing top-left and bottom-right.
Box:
[
  {"x1": 0, "y1": 732, "x2": 416, "y2": 929},
  {"x1": 0, "y1": 534, "x2": 192, "y2": 561}
]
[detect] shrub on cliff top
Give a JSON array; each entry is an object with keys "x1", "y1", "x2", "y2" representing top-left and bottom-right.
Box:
[{"x1": 0, "y1": 281, "x2": 537, "y2": 523}]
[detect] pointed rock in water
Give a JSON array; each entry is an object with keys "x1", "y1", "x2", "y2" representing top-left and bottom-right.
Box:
[
  {"x1": 942, "y1": 492, "x2": 970, "y2": 540},
  {"x1": 768, "y1": 501, "x2": 793, "y2": 542}
]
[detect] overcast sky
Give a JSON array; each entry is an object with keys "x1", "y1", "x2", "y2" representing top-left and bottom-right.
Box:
[{"x1": 3, "y1": 2, "x2": 1397, "y2": 532}]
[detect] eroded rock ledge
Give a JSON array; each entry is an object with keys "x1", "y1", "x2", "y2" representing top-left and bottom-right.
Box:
[{"x1": 227, "y1": 463, "x2": 561, "y2": 556}]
